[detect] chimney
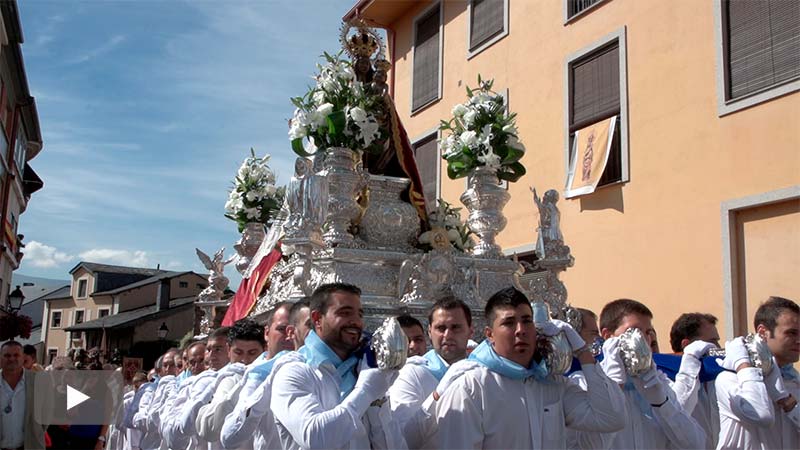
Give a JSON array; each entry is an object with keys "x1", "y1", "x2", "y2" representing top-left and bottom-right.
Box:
[{"x1": 156, "y1": 279, "x2": 171, "y2": 311}]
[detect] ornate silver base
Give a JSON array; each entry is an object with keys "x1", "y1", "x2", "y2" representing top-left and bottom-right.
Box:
[{"x1": 461, "y1": 166, "x2": 510, "y2": 259}]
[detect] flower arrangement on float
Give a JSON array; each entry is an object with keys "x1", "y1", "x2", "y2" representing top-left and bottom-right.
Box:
[
  {"x1": 224, "y1": 149, "x2": 285, "y2": 233},
  {"x1": 288, "y1": 52, "x2": 386, "y2": 156},
  {"x1": 419, "y1": 199, "x2": 474, "y2": 252},
  {"x1": 439, "y1": 76, "x2": 526, "y2": 182}
]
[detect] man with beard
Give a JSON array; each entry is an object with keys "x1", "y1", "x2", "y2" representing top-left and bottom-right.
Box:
[
  {"x1": 668, "y1": 312, "x2": 722, "y2": 448},
  {"x1": 270, "y1": 283, "x2": 405, "y2": 449},
  {"x1": 716, "y1": 296, "x2": 800, "y2": 449},
  {"x1": 194, "y1": 319, "x2": 264, "y2": 449},
  {"x1": 432, "y1": 287, "x2": 626, "y2": 449},
  {"x1": 388, "y1": 296, "x2": 472, "y2": 447}
]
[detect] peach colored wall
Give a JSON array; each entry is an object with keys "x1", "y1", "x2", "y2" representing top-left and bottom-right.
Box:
[
  {"x1": 384, "y1": 0, "x2": 800, "y2": 342},
  {"x1": 738, "y1": 200, "x2": 800, "y2": 327}
]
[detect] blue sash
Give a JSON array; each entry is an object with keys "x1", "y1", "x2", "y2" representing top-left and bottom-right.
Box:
[
  {"x1": 422, "y1": 349, "x2": 448, "y2": 381},
  {"x1": 298, "y1": 330, "x2": 359, "y2": 398},
  {"x1": 566, "y1": 352, "x2": 725, "y2": 383},
  {"x1": 246, "y1": 351, "x2": 288, "y2": 383},
  {"x1": 468, "y1": 340, "x2": 548, "y2": 381}
]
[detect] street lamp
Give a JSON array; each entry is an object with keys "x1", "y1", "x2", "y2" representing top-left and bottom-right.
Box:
[
  {"x1": 157, "y1": 322, "x2": 169, "y2": 340},
  {"x1": 8, "y1": 285, "x2": 24, "y2": 312}
]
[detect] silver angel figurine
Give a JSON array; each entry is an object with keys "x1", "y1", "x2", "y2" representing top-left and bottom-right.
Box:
[
  {"x1": 533, "y1": 188, "x2": 564, "y2": 260},
  {"x1": 196, "y1": 247, "x2": 234, "y2": 303}
]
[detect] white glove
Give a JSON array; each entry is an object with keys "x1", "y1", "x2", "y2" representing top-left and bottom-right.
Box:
[
  {"x1": 601, "y1": 337, "x2": 626, "y2": 384},
  {"x1": 434, "y1": 360, "x2": 480, "y2": 400},
  {"x1": 339, "y1": 368, "x2": 392, "y2": 419},
  {"x1": 632, "y1": 365, "x2": 669, "y2": 406},
  {"x1": 538, "y1": 319, "x2": 586, "y2": 352},
  {"x1": 683, "y1": 340, "x2": 716, "y2": 360},
  {"x1": 717, "y1": 337, "x2": 750, "y2": 371}
]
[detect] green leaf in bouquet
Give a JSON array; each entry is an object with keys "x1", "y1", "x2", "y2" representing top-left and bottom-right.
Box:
[
  {"x1": 291, "y1": 138, "x2": 316, "y2": 157},
  {"x1": 501, "y1": 146, "x2": 525, "y2": 164},
  {"x1": 497, "y1": 161, "x2": 526, "y2": 182},
  {"x1": 326, "y1": 110, "x2": 347, "y2": 136}
]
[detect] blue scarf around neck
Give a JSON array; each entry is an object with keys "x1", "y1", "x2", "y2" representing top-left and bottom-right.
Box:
[
  {"x1": 423, "y1": 349, "x2": 449, "y2": 381},
  {"x1": 246, "y1": 351, "x2": 288, "y2": 383},
  {"x1": 468, "y1": 340, "x2": 548, "y2": 381},
  {"x1": 298, "y1": 330, "x2": 359, "y2": 399},
  {"x1": 781, "y1": 364, "x2": 799, "y2": 382}
]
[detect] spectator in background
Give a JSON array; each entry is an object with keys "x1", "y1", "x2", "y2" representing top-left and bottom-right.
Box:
[
  {"x1": 397, "y1": 314, "x2": 427, "y2": 357},
  {"x1": 22, "y1": 344, "x2": 44, "y2": 372}
]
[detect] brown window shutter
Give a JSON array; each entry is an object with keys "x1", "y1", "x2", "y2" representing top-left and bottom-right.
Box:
[
  {"x1": 726, "y1": 0, "x2": 800, "y2": 100},
  {"x1": 413, "y1": 134, "x2": 439, "y2": 211},
  {"x1": 413, "y1": 5, "x2": 441, "y2": 111},
  {"x1": 470, "y1": 0, "x2": 505, "y2": 51},
  {"x1": 570, "y1": 43, "x2": 620, "y2": 131}
]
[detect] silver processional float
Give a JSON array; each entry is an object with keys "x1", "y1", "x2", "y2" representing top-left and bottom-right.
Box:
[{"x1": 196, "y1": 21, "x2": 771, "y2": 376}]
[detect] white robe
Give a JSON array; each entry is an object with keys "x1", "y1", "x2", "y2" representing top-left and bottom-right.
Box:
[
  {"x1": 269, "y1": 353, "x2": 406, "y2": 450},
  {"x1": 387, "y1": 355, "x2": 444, "y2": 449},
  {"x1": 715, "y1": 367, "x2": 775, "y2": 449},
  {"x1": 221, "y1": 364, "x2": 282, "y2": 450},
  {"x1": 774, "y1": 374, "x2": 800, "y2": 449},
  {"x1": 598, "y1": 359, "x2": 706, "y2": 449},
  {"x1": 161, "y1": 370, "x2": 218, "y2": 450},
  {"x1": 196, "y1": 371, "x2": 244, "y2": 450},
  {"x1": 670, "y1": 355, "x2": 720, "y2": 449},
  {"x1": 431, "y1": 362, "x2": 626, "y2": 450}
]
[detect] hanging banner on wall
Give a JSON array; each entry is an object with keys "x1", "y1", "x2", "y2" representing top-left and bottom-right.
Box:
[{"x1": 565, "y1": 115, "x2": 617, "y2": 198}]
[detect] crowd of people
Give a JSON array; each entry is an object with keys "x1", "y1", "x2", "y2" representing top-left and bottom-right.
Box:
[{"x1": 1, "y1": 282, "x2": 797, "y2": 450}]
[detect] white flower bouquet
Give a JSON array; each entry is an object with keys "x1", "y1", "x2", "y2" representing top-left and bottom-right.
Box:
[
  {"x1": 439, "y1": 76, "x2": 526, "y2": 182},
  {"x1": 418, "y1": 199, "x2": 474, "y2": 252},
  {"x1": 225, "y1": 149, "x2": 285, "y2": 232},
  {"x1": 288, "y1": 52, "x2": 386, "y2": 157}
]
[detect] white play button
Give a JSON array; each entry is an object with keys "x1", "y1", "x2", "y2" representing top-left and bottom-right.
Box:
[{"x1": 66, "y1": 385, "x2": 90, "y2": 410}]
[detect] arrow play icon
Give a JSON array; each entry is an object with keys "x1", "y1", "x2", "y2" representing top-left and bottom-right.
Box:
[{"x1": 66, "y1": 385, "x2": 90, "y2": 411}]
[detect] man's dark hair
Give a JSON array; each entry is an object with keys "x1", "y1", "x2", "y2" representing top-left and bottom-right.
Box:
[
  {"x1": 23, "y1": 344, "x2": 37, "y2": 357},
  {"x1": 599, "y1": 299, "x2": 653, "y2": 333},
  {"x1": 576, "y1": 308, "x2": 597, "y2": 333},
  {"x1": 310, "y1": 283, "x2": 361, "y2": 315},
  {"x1": 208, "y1": 326, "x2": 231, "y2": 340},
  {"x1": 266, "y1": 301, "x2": 292, "y2": 326},
  {"x1": 397, "y1": 314, "x2": 423, "y2": 331},
  {"x1": 0, "y1": 340, "x2": 22, "y2": 351},
  {"x1": 228, "y1": 318, "x2": 266, "y2": 346},
  {"x1": 669, "y1": 313, "x2": 718, "y2": 352},
  {"x1": 289, "y1": 298, "x2": 311, "y2": 328},
  {"x1": 754, "y1": 296, "x2": 799, "y2": 333},
  {"x1": 428, "y1": 295, "x2": 473, "y2": 327},
  {"x1": 484, "y1": 287, "x2": 531, "y2": 325}
]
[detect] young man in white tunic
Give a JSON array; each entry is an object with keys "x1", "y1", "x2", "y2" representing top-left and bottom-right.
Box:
[
  {"x1": 131, "y1": 348, "x2": 180, "y2": 450},
  {"x1": 220, "y1": 303, "x2": 299, "y2": 450},
  {"x1": 270, "y1": 283, "x2": 406, "y2": 450},
  {"x1": 667, "y1": 312, "x2": 722, "y2": 448},
  {"x1": 161, "y1": 327, "x2": 232, "y2": 450},
  {"x1": 715, "y1": 296, "x2": 799, "y2": 449},
  {"x1": 432, "y1": 287, "x2": 626, "y2": 450},
  {"x1": 598, "y1": 298, "x2": 706, "y2": 449},
  {"x1": 194, "y1": 319, "x2": 267, "y2": 450},
  {"x1": 388, "y1": 296, "x2": 473, "y2": 447}
]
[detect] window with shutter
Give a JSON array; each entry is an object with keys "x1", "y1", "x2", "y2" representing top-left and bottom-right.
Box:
[
  {"x1": 413, "y1": 4, "x2": 441, "y2": 112},
  {"x1": 569, "y1": 41, "x2": 623, "y2": 187},
  {"x1": 412, "y1": 133, "x2": 439, "y2": 212},
  {"x1": 470, "y1": 0, "x2": 506, "y2": 52},
  {"x1": 724, "y1": 0, "x2": 800, "y2": 100},
  {"x1": 567, "y1": 0, "x2": 605, "y2": 19}
]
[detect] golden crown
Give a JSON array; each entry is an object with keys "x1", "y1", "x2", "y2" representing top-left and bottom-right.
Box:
[{"x1": 340, "y1": 20, "x2": 384, "y2": 60}]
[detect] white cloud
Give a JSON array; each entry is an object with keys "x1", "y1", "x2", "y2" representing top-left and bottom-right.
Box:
[
  {"x1": 68, "y1": 34, "x2": 127, "y2": 64},
  {"x1": 78, "y1": 248, "x2": 150, "y2": 267},
  {"x1": 24, "y1": 241, "x2": 74, "y2": 268}
]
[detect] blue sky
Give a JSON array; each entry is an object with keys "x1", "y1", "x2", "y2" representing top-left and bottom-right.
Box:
[{"x1": 17, "y1": 0, "x2": 356, "y2": 287}]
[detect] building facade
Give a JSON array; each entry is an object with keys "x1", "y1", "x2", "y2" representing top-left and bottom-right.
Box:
[
  {"x1": 345, "y1": 0, "x2": 800, "y2": 341},
  {"x1": 42, "y1": 262, "x2": 207, "y2": 363},
  {"x1": 0, "y1": 0, "x2": 44, "y2": 315}
]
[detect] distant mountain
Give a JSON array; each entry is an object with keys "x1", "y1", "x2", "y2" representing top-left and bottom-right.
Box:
[{"x1": 11, "y1": 273, "x2": 70, "y2": 303}]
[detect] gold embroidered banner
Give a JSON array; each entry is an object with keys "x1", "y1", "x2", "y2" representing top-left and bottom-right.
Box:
[{"x1": 565, "y1": 116, "x2": 617, "y2": 198}]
